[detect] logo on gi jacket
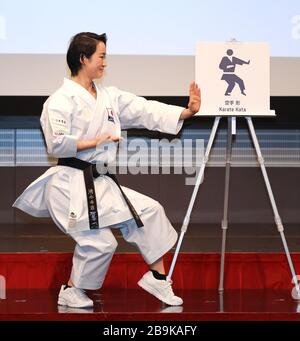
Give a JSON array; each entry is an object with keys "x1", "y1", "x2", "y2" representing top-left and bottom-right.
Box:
[{"x1": 106, "y1": 108, "x2": 115, "y2": 123}]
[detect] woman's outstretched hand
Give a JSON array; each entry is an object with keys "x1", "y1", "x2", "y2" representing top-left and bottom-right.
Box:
[{"x1": 180, "y1": 82, "x2": 201, "y2": 120}]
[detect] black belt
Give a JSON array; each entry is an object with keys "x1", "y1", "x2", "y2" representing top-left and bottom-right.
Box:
[{"x1": 57, "y1": 158, "x2": 143, "y2": 229}]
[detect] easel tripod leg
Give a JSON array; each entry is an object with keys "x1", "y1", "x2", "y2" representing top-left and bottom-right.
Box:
[
  {"x1": 219, "y1": 117, "x2": 233, "y2": 292},
  {"x1": 167, "y1": 117, "x2": 221, "y2": 280},
  {"x1": 246, "y1": 117, "x2": 300, "y2": 295}
]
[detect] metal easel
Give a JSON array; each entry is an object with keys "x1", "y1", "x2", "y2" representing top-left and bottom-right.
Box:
[{"x1": 167, "y1": 115, "x2": 300, "y2": 298}]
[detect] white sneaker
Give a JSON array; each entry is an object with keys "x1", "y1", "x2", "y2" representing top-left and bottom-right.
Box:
[
  {"x1": 58, "y1": 305, "x2": 94, "y2": 314},
  {"x1": 160, "y1": 305, "x2": 183, "y2": 313},
  {"x1": 58, "y1": 285, "x2": 94, "y2": 308},
  {"x1": 138, "y1": 271, "x2": 183, "y2": 306}
]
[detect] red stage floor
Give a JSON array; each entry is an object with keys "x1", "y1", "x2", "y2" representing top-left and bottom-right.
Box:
[
  {"x1": 1, "y1": 252, "x2": 300, "y2": 290},
  {"x1": 1, "y1": 289, "x2": 300, "y2": 321},
  {"x1": 1, "y1": 252, "x2": 300, "y2": 321}
]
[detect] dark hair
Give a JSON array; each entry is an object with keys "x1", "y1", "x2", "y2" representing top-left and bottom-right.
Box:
[{"x1": 67, "y1": 32, "x2": 107, "y2": 76}]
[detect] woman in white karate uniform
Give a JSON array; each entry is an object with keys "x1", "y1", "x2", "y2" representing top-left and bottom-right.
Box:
[{"x1": 13, "y1": 32, "x2": 201, "y2": 308}]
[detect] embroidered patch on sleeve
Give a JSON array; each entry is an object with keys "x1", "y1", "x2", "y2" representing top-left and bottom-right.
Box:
[{"x1": 50, "y1": 117, "x2": 68, "y2": 135}]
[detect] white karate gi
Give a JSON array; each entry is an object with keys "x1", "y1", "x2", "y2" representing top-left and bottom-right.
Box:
[{"x1": 13, "y1": 78, "x2": 184, "y2": 289}]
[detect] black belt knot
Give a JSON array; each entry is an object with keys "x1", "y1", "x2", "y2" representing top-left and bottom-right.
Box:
[{"x1": 57, "y1": 157, "x2": 143, "y2": 229}]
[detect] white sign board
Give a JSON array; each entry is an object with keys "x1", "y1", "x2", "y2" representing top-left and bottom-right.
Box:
[{"x1": 196, "y1": 42, "x2": 275, "y2": 116}]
